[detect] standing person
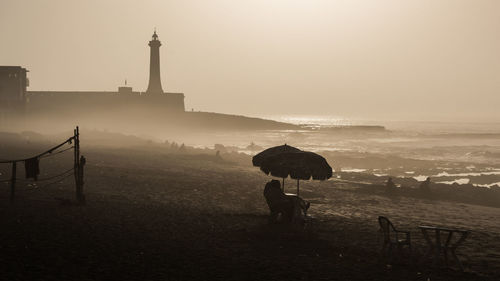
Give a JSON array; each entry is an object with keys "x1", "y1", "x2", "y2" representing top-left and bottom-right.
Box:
[
  {"x1": 420, "y1": 177, "x2": 431, "y2": 193},
  {"x1": 386, "y1": 177, "x2": 396, "y2": 191}
]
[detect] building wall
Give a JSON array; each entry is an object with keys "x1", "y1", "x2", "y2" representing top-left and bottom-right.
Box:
[
  {"x1": 26, "y1": 90, "x2": 185, "y2": 118},
  {"x1": 0, "y1": 66, "x2": 27, "y2": 125},
  {"x1": 0, "y1": 66, "x2": 27, "y2": 102},
  {"x1": 22, "y1": 90, "x2": 184, "y2": 131},
  {"x1": 1, "y1": 65, "x2": 185, "y2": 128}
]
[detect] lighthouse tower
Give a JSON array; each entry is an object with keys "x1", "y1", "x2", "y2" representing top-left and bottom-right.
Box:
[{"x1": 146, "y1": 30, "x2": 164, "y2": 94}]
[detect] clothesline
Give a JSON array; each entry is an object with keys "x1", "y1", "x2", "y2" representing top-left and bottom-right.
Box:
[
  {"x1": 2, "y1": 126, "x2": 84, "y2": 204},
  {"x1": 0, "y1": 135, "x2": 76, "y2": 182},
  {"x1": 40, "y1": 146, "x2": 75, "y2": 159},
  {"x1": 24, "y1": 167, "x2": 75, "y2": 182},
  {"x1": 0, "y1": 136, "x2": 75, "y2": 164},
  {"x1": 24, "y1": 172, "x2": 75, "y2": 191},
  {"x1": 0, "y1": 168, "x2": 74, "y2": 184}
]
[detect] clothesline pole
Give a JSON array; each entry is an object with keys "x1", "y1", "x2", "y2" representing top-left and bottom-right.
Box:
[
  {"x1": 74, "y1": 127, "x2": 80, "y2": 204},
  {"x1": 10, "y1": 161, "x2": 17, "y2": 203},
  {"x1": 74, "y1": 126, "x2": 85, "y2": 205},
  {"x1": 73, "y1": 127, "x2": 77, "y2": 202},
  {"x1": 79, "y1": 155, "x2": 86, "y2": 204}
]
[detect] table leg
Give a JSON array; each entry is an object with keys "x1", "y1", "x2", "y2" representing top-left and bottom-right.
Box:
[
  {"x1": 444, "y1": 231, "x2": 453, "y2": 267},
  {"x1": 451, "y1": 232, "x2": 469, "y2": 271},
  {"x1": 451, "y1": 249, "x2": 464, "y2": 271},
  {"x1": 420, "y1": 229, "x2": 434, "y2": 261},
  {"x1": 434, "y1": 229, "x2": 441, "y2": 266}
]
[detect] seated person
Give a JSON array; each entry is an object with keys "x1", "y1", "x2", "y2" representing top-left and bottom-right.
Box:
[
  {"x1": 264, "y1": 180, "x2": 293, "y2": 223},
  {"x1": 263, "y1": 179, "x2": 310, "y2": 223}
]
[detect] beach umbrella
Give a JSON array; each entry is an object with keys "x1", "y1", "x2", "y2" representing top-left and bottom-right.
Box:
[
  {"x1": 252, "y1": 144, "x2": 301, "y2": 166},
  {"x1": 252, "y1": 144, "x2": 302, "y2": 191},
  {"x1": 259, "y1": 151, "x2": 333, "y2": 196}
]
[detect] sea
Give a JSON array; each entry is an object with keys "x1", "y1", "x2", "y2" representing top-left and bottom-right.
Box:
[{"x1": 186, "y1": 115, "x2": 500, "y2": 189}]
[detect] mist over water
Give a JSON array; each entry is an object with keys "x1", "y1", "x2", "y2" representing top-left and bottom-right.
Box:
[
  {"x1": 267, "y1": 115, "x2": 500, "y2": 133},
  {"x1": 156, "y1": 115, "x2": 500, "y2": 189},
  {"x1": 177, "y1": 114, "x2": 500, "y2": 150}
]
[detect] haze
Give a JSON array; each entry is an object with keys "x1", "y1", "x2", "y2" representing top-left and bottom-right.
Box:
[{"x1": 1, "y1": 0, "x2": 499, "y2": 122}]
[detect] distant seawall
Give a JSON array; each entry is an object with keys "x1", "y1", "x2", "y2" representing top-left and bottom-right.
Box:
[
  {"x1": 17, "y1": 105, "x2": 300, "y2": 134},
  {"x1": 318, "y1": 125, "x2": 386, "y2": 132},
  {"x1": 22, "y1": 90, "x2": 300, "y2": 132},
  {"x1": 20, "y1": 91, "x2": 383, "y2": 133},
  {"x1": 299, "y1": 124, "x2": 386, "y2": 132},
  {"x1": 181, "y1": 111, "x2": 300, "y2": 131}
]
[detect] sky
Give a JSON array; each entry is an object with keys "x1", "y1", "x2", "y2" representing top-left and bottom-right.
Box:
[{"x1": 1, "y1": 0, "x2": 499, "y2": 122}]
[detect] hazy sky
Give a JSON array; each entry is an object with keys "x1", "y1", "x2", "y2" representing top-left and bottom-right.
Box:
[{"x1": 1, "y1": 0, "x2": 499, "y2": 121}]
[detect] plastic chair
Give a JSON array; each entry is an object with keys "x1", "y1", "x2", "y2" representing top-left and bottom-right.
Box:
[{"x1": 378, "y1": 216, "x2": 412, "y2": 263}]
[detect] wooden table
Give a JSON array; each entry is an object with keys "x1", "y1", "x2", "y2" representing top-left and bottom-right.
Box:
[{"x1": 418, "y1": 225, "x2": 470, "y2": 271}]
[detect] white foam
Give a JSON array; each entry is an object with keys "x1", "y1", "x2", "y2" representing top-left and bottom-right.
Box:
[
  {"x1": 434, "y1": 171, "x2": 500, "y2": 177},
  {"x1": 473, "y1": 182, "x2": 500, "y2": 188},
  {"x1": 437, "y1": 178, "x2": 470, "y2": 185},
  {"x1": 341, "y1": 168, "x2": 367, "y2": 173},
  {"x1": 413, "y1": 175, "x2": 428, "y2": 181}
]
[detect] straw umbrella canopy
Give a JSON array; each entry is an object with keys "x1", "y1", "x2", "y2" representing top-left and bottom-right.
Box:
[
  {"x1": 252, "y1": 144, "x2": 301, "y2": 166},
  {"x1": 252, "y1": 144, "x2": 302, "y2": 191},
  {"x1": 259, "y1": 151, "x2": 333, "y2": 196}
]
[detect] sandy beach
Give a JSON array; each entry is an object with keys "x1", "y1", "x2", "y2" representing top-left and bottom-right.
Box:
[
  {"x1": 2, "y1": 0, "x2": 500, "y2": 279},
  {"x1": 1, "y1": 134, "x2": 499, "y2": 281}
]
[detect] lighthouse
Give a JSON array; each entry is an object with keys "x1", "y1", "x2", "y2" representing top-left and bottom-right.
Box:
[{"x1": 146, "y1": 30, "x2": 164, "y2": 94}]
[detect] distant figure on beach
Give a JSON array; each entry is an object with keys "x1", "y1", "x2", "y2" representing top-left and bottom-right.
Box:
[
  {"x1": 386, "y1": 177, "x2": 396, "y2": 191},
  {"x1": 263, "y1": 179, "x2": 309, "y2": 223},
  {"x1": 420, "y1": 177, "x2": 431, "y2": 192}
]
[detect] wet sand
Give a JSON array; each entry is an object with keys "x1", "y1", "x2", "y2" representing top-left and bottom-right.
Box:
[{"x1": 1, "y1": 143, "x2": 499, "y2": 280}]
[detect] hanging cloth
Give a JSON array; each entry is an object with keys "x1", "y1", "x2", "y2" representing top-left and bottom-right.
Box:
[{"x1": 25, "y1": 157, "x2": 40, "y2": 181}]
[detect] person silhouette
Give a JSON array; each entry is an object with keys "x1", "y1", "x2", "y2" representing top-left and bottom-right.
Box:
[
  {"x1": 386, "y1": 177, "x2": 396, "y2": 191},
  {"x1": 264, "y1": 180, "x2": 293, "y2": 223},
  {"x1": 263, "y1": 179, "x2": 310, "y2": 223},
  {"x1": 420, "y1": 177, "x2": 431, "y2": 193}
]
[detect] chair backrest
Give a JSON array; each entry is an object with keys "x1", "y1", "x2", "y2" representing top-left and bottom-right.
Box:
[
  {"x1": 378, "y1": 216, "x2": 396, "y2": 242},
  {"x1": 264, "y1": 180, "x2": 285, "y2": 210}
]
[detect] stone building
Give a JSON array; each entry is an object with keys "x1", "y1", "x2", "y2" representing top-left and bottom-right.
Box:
[
  {"x1": 0, "y1": 66, "x2": 28, "y2": 124},
  {"x1": 0, "y1": 31, "x2": 185, "y2": 128}
]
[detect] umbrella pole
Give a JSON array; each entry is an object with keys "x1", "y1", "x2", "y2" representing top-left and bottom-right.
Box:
[
  {"x1": 282, "y1": 178, "x2": 285, "y2": 192},
  {"x1": 297, "y1": 179, "x2": 299, "y2": 196}
]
